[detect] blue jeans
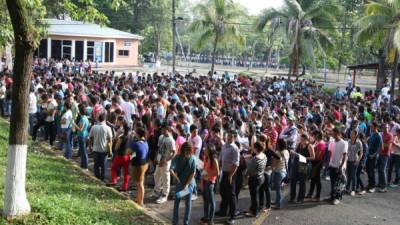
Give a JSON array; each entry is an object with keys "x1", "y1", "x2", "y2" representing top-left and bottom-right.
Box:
[
  {"x1": 259, "y1": 173, "x2": 271, "y2": 208},
  {"x1": 388, "y1": 154, "x2": 400, "y2": 184},
  {"x1": 346, "y1": 161, "x2": 358, "y2": 191},
  {"x1": 203, "y1": 181, "x2": 216, "y2": 224},
  {"x1": 378, "y1": 155, "x2": 389, "y2": 188},
  {"x1": 272, "y1": 171, "x2": 286, "y2": 208},
  {"x1": 356, "y1": 163, "x2": 365, "y2": 191},
  {"x1": 29, "y1": 113, "x2": 37, "y2": 135},
  {"x1": 366, "y1": 156, "x2": 377, "y2": 189},
  {"x1": 62, "y1": 128, "x2": 72, "y2": 159},
  {"x1": 93, "y1": 152, "x2": 107, "y2": 181},
  {"x1": 173, "y1": 183, "x2": 193, "y2": 225},
  {"x1": 3, "y1": 100, "x2": 11, "y2": 116},
  {"x1": 78, "y1": 136, "x2": 88, "y2": 169}
]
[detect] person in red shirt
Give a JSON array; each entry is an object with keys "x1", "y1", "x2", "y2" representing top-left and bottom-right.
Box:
[
  {"x1": 263, "y1": 117, "x2": 278, "y2": 150},
  {"x1": 274, "y1": 116, "x2": 282, "y2": 135},
  {"x1": 333, "y1": 105, "x2": 341, "y2": 122},
  {"x1": 378, "y1": 124, "x2": 393, "y2": 192}
]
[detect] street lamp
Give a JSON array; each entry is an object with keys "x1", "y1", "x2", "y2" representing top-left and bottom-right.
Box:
[{"x1": 172, "y1": 0, "x2": 184, "y2": 75}]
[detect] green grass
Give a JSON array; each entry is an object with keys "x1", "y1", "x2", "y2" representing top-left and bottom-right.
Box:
[{"x1": 0, "y1": 119, "x2": 159, "y2": 225}]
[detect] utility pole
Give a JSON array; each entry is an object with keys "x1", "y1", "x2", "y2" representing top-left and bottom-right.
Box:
[{"x1": 172, "y1": 0, "x2": 176, "y2": 75}]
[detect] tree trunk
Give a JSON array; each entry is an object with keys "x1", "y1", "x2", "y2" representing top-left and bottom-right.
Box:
[
  {"x1": 265, "y1": 47, "x2": 272, "y2": 72},
  {"x1": 276, "y1": 48, "x2": 280, "y2": 70},
  {"x1": 288, "y1": 55, "x2": 293, "y2": 82},
  {"x1": 300, "y1": 64, "x2": 306, "y2": 76},
  {"x1": 5, "y1": 44, "x2": 13, "y2": 71},
  {"x1": 376, "y1": 49, "x2": 386, "y2": 90},
  {"x1": 390, "y1": 51, "x2": 398, "y2": 113},
  {"x1": 210, "y1": 35, "x2": 218, "y2": 76},
  {"x1": 3, "y1": 0, "x2": 34, "y2": 218}
]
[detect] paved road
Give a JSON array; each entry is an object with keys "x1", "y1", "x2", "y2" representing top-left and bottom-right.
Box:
[{"x1": 39, "y1": 136, "x2": 400, "y2": 225}]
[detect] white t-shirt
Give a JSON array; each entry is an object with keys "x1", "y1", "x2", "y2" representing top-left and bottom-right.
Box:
[
  {"x1": 190, "y1": 135, "x2": 202, "y2": 158},
  {"x1": 329, "y1": 139, "x2": 348, "y2": 168},
  {"x1": 89, "y1": 123, "x2": 113, "y2": 152},
  {"x1": 28, "y1": 92, "x2": 37, "y2": 114},
  {"x1": 61, "y1": 110, "x2": 73, "y2": 129},
  {"x1": 0, "y1": 85, "x2": 6, "y2": 99},
  {"x1": 45, "y1": 99, "x2": 58, "y2": 122},
  {"x1": 121, "y1": 100, "x2": 135, "y2": 123}
]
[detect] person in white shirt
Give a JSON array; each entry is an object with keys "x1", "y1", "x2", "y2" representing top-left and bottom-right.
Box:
[
  {"x1": 120, "y1": 93, "x2": 136, "y2": 125},
  {"x1": 0, "y1": 82, "x2": 6, "y2": 117},
  {"x1": 61, "y1": 101, "x2": 73, "y2": 159},
  {"x1": 279, "y1": 116, "x2": 298, "y2": 150},
  {"x1": 329, "y1": 128, "x2": 348, "y2": 205},
  {"x1": 28, "y1": 88, "x2": 37, "y2": 135}
]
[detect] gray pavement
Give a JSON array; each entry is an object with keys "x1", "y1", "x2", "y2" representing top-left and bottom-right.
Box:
[{"x1": 42, "y1": 137, "x2": 400, "y2": 225}]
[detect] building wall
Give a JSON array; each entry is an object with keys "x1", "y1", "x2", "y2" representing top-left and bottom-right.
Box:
[
  {"x1": 114, "y1": 39, "x2": 139, "y2": 66},
  {"x1": 46, "y1": 35, "x2": 140, "y2": 66}
]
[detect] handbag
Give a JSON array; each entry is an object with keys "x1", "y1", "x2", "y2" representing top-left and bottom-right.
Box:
[{"x1": 297, "y1": 160, "x2": 308, "y2": 174}]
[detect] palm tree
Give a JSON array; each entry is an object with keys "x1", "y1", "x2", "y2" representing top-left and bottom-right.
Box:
[
  {"x1": 257, "y1": 0, "x2": 339, "y2": 81},
  {"x1": 190, "y1": 0, "x2": 245, "y2": 75},
  {"x1": 355, "y1": 0, "x2": 400, "y2": 109}
]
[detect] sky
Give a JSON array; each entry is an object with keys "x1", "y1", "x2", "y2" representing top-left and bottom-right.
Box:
[
  {"x1": 235, "y1": 0, "x2": 284, "y2": 15},
  {"x1": 189, "y1": 0, "x2": 284, "y2": 15}
]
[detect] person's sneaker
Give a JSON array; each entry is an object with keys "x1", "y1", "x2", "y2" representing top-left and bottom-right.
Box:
[
  {"x1": 155, "y1": 195, "x2": 168, "y2": 204},
  {"x1": 325, "y1": 176, "x2": 330, "y2": 181},
  {"x1": 191, "y1": 194, "x2": 198, "y2": 201},
  {"x1": 332, "y1": 199, "x2": 340, "y2": 205},
  {"x1": 389, "y1": 183, "x2": 399, "y2": 188},
  {"x1": 359, "y1": 190, "x2": 366, "y2": 195},
  {"x1": 227, "y1": 218, "x2": 235, "y2": 224},
  {"x1": 378, "y1": 188, "x2": 387, "y2": 193},
  {"x1": 350, "y1": 191, "x2": 355, "y2": 196},
  {"x1": 367, "y1": 188, "x2": 375, "y2": 193}
]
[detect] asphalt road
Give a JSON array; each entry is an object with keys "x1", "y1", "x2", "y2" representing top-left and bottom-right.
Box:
[{"x1": 41, "y1": 135, "x2": 400, "y2": 225}]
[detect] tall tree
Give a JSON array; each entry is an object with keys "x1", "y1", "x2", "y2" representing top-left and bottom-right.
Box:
[
  {"x1": 3, "y1": 0, "x2": 121, "y2": 218},
  {"x1": 356, "y1": 0, "x2": 400, "y2": 110},
  {"x1": 257, "y1": 0, "x2": 339, "y2": 81},
  {"x1": 190, "y1": 0, "x2": 245, "y2": 75},
  {"x1": 3, "y1": 0, "x2": 45, "y2": 217}
]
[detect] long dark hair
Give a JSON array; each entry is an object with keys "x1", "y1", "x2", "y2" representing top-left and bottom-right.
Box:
[
  {"x1": 206, "y1": 145, "x2": 218, "y2": 168},
  {"x1": 181, "y1": 142, "x2": 193, "y2": 157}
]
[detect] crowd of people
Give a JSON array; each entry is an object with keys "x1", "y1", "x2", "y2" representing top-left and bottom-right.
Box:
[{"x1": 2, "y1": 57, "x2": 400, "y2": 225}]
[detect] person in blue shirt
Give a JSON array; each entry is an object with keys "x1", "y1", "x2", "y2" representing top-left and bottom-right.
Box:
[
  {"x1": 366, "y1": 122, "x2": 382, "y2": 193},
  {"x1": 73, "y1": 104, "x2": 90, "y2": 169},
  {"x1": 171, "y1": 142, "x2": 196, "y2": 225}
]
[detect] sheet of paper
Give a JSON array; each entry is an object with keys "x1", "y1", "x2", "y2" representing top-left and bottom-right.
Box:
[{"x1": 298, "y1": 154, "x2": 307, "y2": 163}]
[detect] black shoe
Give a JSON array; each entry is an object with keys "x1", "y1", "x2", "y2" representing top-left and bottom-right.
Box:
[{"x1": 200, "y1": 217, "x2": 208, "y2": 223}]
